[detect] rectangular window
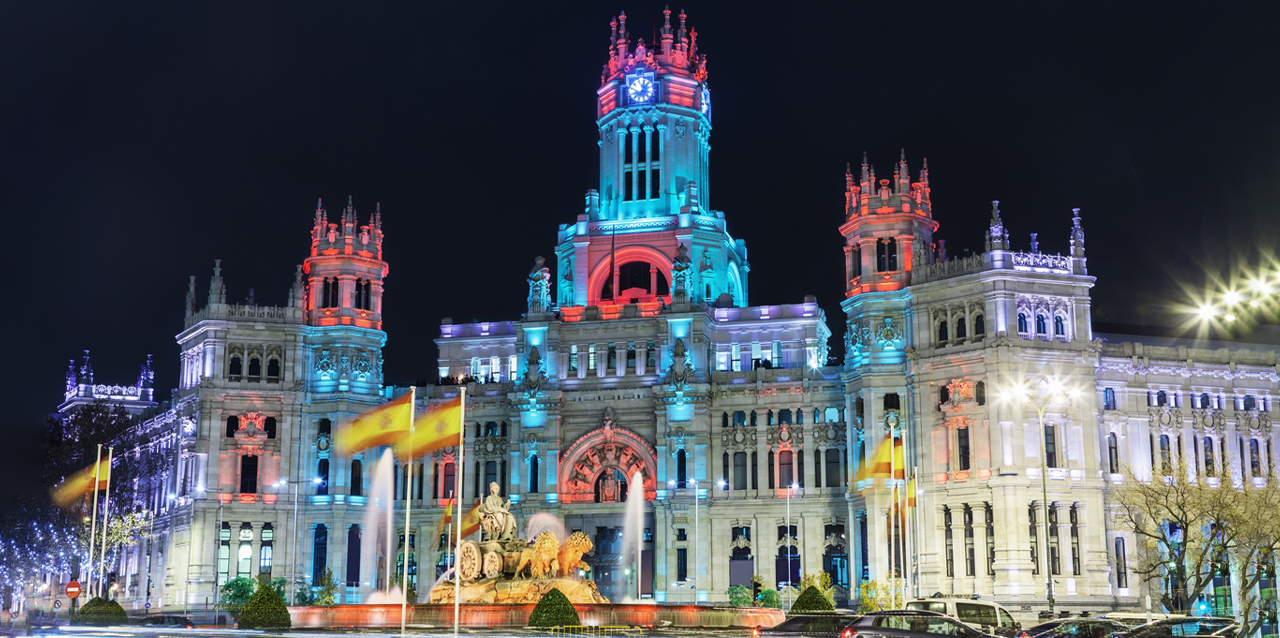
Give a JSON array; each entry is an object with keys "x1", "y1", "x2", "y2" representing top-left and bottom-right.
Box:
[
  {"x1": 1029, "y1": 506, "x2": 1039, "y2": 576},
  {"x1": 958, "y1": 428, "x2": 971, "y2": 471},
  {"x1": 1044, "y1": 426, "x2": 1058, "y2": 469},
  {"x1": 964, "y1": 507, "x2": 975, "y2": 577},
  {"x1": 638, "y1": 169, "x2": 647, "y2": 199},
  {"x1": 240, "y1": 455, "x2": 258, "y2": 494},
  {"x1": 1070, "y1": 507, "x2": 1081, "y2": 575},
  {"x1": 624, "y1": 171, "x2": 633, "y2": 201},
  {"x1": 1115, "y1": 537, "x2": 1128, "y2": 588},
  {"x1": 588, "y1": 344, "x2": 597, "y2": 370},
  {"x1": 944, "y1": 507, "x2": 954, "y2": 577},
  {"x1": 569, "y1": 345, "x2": 578, "y2": 372},
  {"x1": 651, "y1": 168, "x2": 660, "y2": 199},
  {"x1": 627, "y1": 342, "x2": 636, "y2": 368},
  {"x1": 1048, "y1": 507, "x2": 1061, "y2": 575},
  {"x1": 607, "y1": 343, "x2": 617, "y2": 370},
  {"x1": 625, "y1": 133, "x2": 633, "y2": 164},
  {"x1": 652, "y1": 133, "x2": 660, "y2": 161},
  {"x1": 677, "y1": 547, "x2": 688, "y2": 582},
  {"x1": 733, "y1": 452, "x2": 748, "y2": 490},
  {"x1": 646, "y1": 341, "x2": 656, "y2": 368},
  {"x1": 985, "y1": 504, "x2": 996, "y2": 576},
  {"x1": 677, "y1": 528, "x2": 687, "y2": 541},
  {"x1": 773, "y1": 341, "x2": 782, "y2": 365}
]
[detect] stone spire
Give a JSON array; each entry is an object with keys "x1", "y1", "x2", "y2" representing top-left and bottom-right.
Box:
[
  {"x1": 208, "y1": 259, "x2": 226, "y2": 305},
  {"x1": 986, "y1": 200, "x2": 1009, "y2": 251},
  {"x1": 1069, "y1": 208, "x2": 1085, "y2": 257},
  {"x1": 138, "y1": 354, "x2": 154, "y2": 389},
  {"x1": 185, "y1": 275, "x2": 197, "y2": 318}
]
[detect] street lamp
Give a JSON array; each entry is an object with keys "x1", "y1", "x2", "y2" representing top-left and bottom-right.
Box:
[
  {"x1": 276, "y1": 478, "x2": 322, "y2": 604},
  {"x1": 786, "y1": 482, "x2": 798, "y2": 610},
  {"x1": 999, "y1": 374, "x2": 1080, "y2": 618}
]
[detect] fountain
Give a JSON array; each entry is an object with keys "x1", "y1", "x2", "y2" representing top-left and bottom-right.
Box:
[
  {"x1": 621, "y1": 471, "x2": 645, "y2": 601},
  {"x1": 360, "y1": 450, "x2": 405, "y2": 604}
]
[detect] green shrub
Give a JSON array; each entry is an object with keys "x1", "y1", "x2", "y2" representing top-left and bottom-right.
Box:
[
  {"x1": 727, "y1": 585, "x2": 753, "y2": 608},
  {"x1": 71, "y1": 597, "x2": 127, "y2": 626},
  {"x1": 757, "y1": 589, "x2": 782, "y2": 609},
  {"x1": 218, "y1": 577, "x2": 257, "y2": 620},
  {"x1": 528, "y1": 588, "x2": 580, "y2": 627},
  {"x1": 788, "y1": 585, "x2": 836, "y2": 615},
  {"x1": 237, "y1": 581, "x2": 293, "y2": 630}
]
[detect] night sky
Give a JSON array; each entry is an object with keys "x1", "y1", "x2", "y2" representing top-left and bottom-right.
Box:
[{"x1": 4, "y1": 1, "x2": 1279, "y2": 514}]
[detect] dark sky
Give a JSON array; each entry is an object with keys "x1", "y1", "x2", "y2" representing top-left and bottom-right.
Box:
[{"x1": 4, "y1": 1, "x2": 1279, "y2": 513}]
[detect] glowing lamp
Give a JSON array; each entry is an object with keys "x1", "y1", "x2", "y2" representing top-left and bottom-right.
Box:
[
  {"x1": 1224, "y1": 291, "x2": 1243, "y2": 306},
  {"x1": 1196, "y1": 305, "x2": 1217, "y2": 321}
]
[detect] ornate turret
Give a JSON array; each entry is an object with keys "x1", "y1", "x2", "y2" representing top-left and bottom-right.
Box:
[
  {"x1": 985, "y1": 200, "x2": 1010, "y2": 251},
  {"x1": 839, "y1": 152, "x2": 939, "y2": 296},
  {"x1": 304, "y1": 197, "x2": 389, "y2": 329},
  {"x1": 207, "y1": 260, "x2": 226, "y2": 305}
]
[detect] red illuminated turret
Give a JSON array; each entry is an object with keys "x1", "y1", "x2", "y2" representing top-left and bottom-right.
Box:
[
  {"x1": 839, "y1": 152, "x2": 938, "y2": 296},
  {"x1": 304, "y1": 197, "x2": 388, "y2": 329}
]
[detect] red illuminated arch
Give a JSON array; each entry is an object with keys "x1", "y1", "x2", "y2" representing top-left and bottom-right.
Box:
[{"x1": 587, "y1": 245, "x2": 674, "y2": 306}]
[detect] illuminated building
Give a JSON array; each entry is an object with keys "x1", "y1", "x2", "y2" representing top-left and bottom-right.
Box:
[{"x1": 92, "y1": 9, "x2": 1280, "y2": 618}]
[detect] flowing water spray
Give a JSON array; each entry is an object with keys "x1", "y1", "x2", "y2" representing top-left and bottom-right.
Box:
[
  {"x1": 361, "y1": 450, "x2": 404, "y2": 604},
  {"x1": 621, "y1": 471, "x2": 645, "y2": 602},
  {"x1": 525, "y1": 512, "x2": 568, "y2": 542}
]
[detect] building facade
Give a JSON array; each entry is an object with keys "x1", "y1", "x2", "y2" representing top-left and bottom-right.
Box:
[{"x1": 72, "y1": 9, "x2": 1280, "y2": 620}]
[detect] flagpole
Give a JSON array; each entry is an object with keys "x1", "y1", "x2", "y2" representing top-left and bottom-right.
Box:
[
  {"x1": 401, "y1": 387, "x2": 416, "y2": 638},
  {"x1": 453, "y1": 386, "x2": 466, "y2": 637},
  {"x1": 86, "y1": 444, "x2": 102, "y2": 598},
  {"x1": 98, "y1": 446, "x2": 114, "y2": 599}
]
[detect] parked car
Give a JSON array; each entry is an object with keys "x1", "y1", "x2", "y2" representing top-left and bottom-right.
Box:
[
  {"x1": 904, "y1": 597, "x2": 1021, "y2": 637},
  {"x1": 1022, "y1": 619, "x2": 1130, "y2": 638},
  {"x1": 1097, "y1": 614, "x2": 1185, "y2": 629},
  {"x1": 759, "y1": 613, "x2": 860, "y2": 638},
  {"x1": 1111, "y1": 617, "x2": 1235, "y2": 638},
  {"x1": 849, "y1": 610, "x2": 999, "y2": 638},
  {"x1": 138, "y1": 614, "x2": 196, "y2": 629}
]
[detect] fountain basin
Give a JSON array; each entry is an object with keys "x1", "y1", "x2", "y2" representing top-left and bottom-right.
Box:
[{"x1": 289, "y1": 603, "x2": 784, "y2": 629}]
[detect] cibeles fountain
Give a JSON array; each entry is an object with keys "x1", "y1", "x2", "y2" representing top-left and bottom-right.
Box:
[{"x1": 428, "y1": 481, "x2": 609, "y2": 605}]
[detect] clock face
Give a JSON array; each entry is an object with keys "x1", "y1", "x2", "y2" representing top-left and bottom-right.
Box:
[
  {"x1": 701, "y1": 87, "x2": 710, "y2": 114},
  {"x1": 628, "y1": 76, "x2": 654, "y2": 103}
]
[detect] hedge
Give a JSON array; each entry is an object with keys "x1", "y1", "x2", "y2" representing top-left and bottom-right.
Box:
[
  {"x1": 528, "y1": 588, "x2": 580, "y2": 627},
  {"x1": 788, "y1": 586, "x2": 836, "y2": 615},
  {"x1": 237, "y1": 581, "x2": 293, "y2": 630},
  {"x1": 71, "y1": 597, "x2": 128, "y2": 626}
]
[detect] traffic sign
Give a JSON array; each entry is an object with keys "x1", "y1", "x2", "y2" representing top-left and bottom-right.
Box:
[
  {"x1": 53, "y1": 601, "x2": 61, "y2": 609},
  {"x1": 65, "y1": 581, "x2": 81, "y2": 599},
  {"x1": 144, "y1": 603, "x2": 151, "y2": 609}
]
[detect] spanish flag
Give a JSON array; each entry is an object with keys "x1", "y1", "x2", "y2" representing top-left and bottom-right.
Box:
[
  {"x1": 335, "y1": 392, "x2": 414, "y2": 456},
  {"x1": 400, "y1": 396, "x2": 463, "y2": 460},
  {"x1": 51, "y1": 458, "x2": 111, "y2": 508},
  {"x1": 907, "y1": 474, "x2": 917, "y2": 508},
  {"x1": 435, "y1": 498, "x2": 483, "y2": 543},
  {"x1": 854, "y1": 437, "x2": 905, "y2": 482}
]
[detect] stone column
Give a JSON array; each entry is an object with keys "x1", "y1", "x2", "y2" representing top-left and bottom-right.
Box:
[
  {"x1": 1057, "y1": 503, "x2": 1076, "y2": 596},
  {"x1": 972, "y1": 504, "x2": 988, "y2": 596}
]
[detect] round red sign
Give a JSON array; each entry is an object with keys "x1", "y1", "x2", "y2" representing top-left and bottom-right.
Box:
[{"x1": 65, "y1": 581, "x2": 81, "y2": 599}]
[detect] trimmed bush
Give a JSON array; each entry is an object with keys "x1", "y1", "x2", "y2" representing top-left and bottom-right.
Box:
[
  {"x1": 71, "y1": 597, "x2": 128, "y2": 626},
  {"x1": 528, "y1": 588, "x2": 580, "y2": 627},
  {"x1": 789, "y1": 585, "x2": 836, "y2": 615},
  {"x1": 237, "y1": 581, "x2": 293, "y2": 630},
  {"x1": 757, "y1": 589, "x2": 782, "y2": 609}
]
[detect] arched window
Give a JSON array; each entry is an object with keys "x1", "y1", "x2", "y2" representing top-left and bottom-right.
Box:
[
  {"x1": 248, "y1": 357, "x2": 262, "y2": 378},
  {"x1": 780, "y1": 409, "x2": 793, "y2": 425},
  {"x1": 264, "y1": 416, "x2": 277, "y2": 439},
  {"x1": 937, "y1": 320, "x2": 949, "y2": 342},
  {"x1": 676, "y1": 449, "x2": 688, "y2": 488},
  {"x1": 529, "y1": 455, "x2": 539, "y2": 493},
  {"x1": 974, "y1": 315, "x2": 985, "y2": 336},
  {"x1": 1107, "y1": 433, "x2": 1119, "y2": 474},
  {"x1": 229, "y1": 356, "x2": 243, "y2": 380},
  {"x1": 1054, "y1": 316, "x2": 1066, "y2": 336},
  {"x1": 1017, "y1": 313, "x2": 1028, "y2": 334},
  {"x1": 346, "y1": 525, "x2": 361, "y2": 587},
  {"x1": 312, "y1": 524, "x2": 328, "y2": 582},
  {"x1": 779, "y1": 451, "x2": 794, "y2": 487},
  {"x1": 1104, "y1": 388, "x2": 1117, "y2": 411},
  {"x1": 1036, "y1": 315, "x2": 1047, "y2": 334},
  {"x1": 1244, "y1": 395, "x2": 1257, "y2": 411},
  {"x1": 226, "y1": 416, "x2": 240, "y2": 438},
  {"x1": 350, "y1": 460, "x2": 363, "y2": 497},
  {"x1": 318, "y1": 418, "x2": 331, "y2": 437},
  {"x1": 316, "y1": 459, "x2": 330, "y2": 496},
  {"x1": 956, "y1": 318, "x2": 967, "y2": 339},
  {"x1": 267, "y1": 358, "x2": 281, "y2": 379},
  {"x1": 976, "y1": 381, "x2": 986, "y2": 406},
  {"x1": 443, "y1": 461, "x2": 456, "y2": 498},
  {"x1": 875, "y1": 238, "x2": 898, "y2": 272},
  {"x1": 939, "y1": 386, "x2": 951, "y2": 407},
  {"x1": 1250, "y1": 439, "x2": 1262, "y2": 477}
]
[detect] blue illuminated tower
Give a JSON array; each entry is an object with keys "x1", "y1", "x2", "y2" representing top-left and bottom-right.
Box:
[{"x1": 554, "y1": 8, "x2": 749, "y2": 309}]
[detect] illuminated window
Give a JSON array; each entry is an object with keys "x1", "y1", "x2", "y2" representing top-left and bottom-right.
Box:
[
  {"x1": 1104, "y1": 388, "x2": 1116, "y2": 410},
  {"x1": 607, "y1": 343, "x2": 617, "y2": 370},
  {"x1": 1244, "y1": 395, "x2": 1257, "y2": 411},
  {"x1": 317, "y1": 459, "x2": 329, "y2": 496},
  {"x1": 876, "y1": 238, "x2": 898, "y2": 272},
  {"x1": 1036, "y1": 315, "x2": 1047, "y2": 334},
  {"x1": 646, "y1": 341, "x2": 656, "y2": 368},
  {"x1": 676, "y1": 449, "x2": 688, "y2": 487},
  {"x1": 963, "y1": 506, "x2": 975, "y2": 576},
  {"x1": 1204, "y1": 436, "x2": 1216, "y2": 477},
  {"x1": 1054, "y1": 315, "x2": 1066, "y2": 336},
  {"x1": 958, "y1": 428, "x2": 971, "y2": 471},
  {"x1": 218, "y1": 522, "x2": 231, "y2": 585},
  {"x1": 651, "y1": 168, "x2": 660, "y2": 199},
  {"x1": 588, "y1": 344, "x2": 597, "y2": 370},
  {"x1": 568, "y1": 345, "x2": 578, "y2": 372}
]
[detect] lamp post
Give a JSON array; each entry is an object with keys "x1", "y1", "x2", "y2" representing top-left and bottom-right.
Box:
[
  {"x1": 1000, "y1": 374, "x2": 1079, "y2": 619},
  {"x1": 786, "y1": 482, "x2": 798, "y2": 610},
  {"x1": 275, "y1": 478, "x2": 322, "y2": 604}
]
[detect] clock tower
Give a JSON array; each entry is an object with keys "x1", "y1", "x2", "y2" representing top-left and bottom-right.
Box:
[{"x1": 556, "y1": 8, "x2": 748, "y2": 309}]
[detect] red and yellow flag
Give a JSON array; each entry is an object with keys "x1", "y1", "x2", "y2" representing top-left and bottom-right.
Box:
[
  {"x1": 335, "y1": 392, "x2": 414, "y2": 456},
  {"x1": 907, "y1": 474, "x2": 917, "y2": 508},
  {"x1": 400, "y1": 396, "x2": 463, "y2": 460},
  {"x1": 435, "y1": 498, "x2": 483, "y2": 543},
  {"x1": 51, "y1": 458, "x2": 111, "y2": 508},
  {"x1": 854, "y1": 437, "x2": 905, "y2": 482}
]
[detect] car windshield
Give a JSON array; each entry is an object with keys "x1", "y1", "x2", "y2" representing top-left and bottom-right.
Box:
[
  {"x1": 1135, "y1": 620, "x2": 1234, "y2": 638},
  {"x1": 907, "y1": 602, "x2": 949, "y2": 614},
  {"x1": 956, "y1": 603, "x2": 999, "y2": 626},
  {"x1": 873, "y1": 615, "x2": 966, "y2": 636}
]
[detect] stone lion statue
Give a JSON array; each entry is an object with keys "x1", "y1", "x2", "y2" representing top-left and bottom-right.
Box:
[
  {"x1": 514, "y1": 531, "x2": 560, "y2": 580},
  {"x1": 558, "y1": 531, "x2": 594, "y2": 579}
]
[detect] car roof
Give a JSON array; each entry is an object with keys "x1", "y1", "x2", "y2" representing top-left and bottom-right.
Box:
[{"x1": 865, "y1": 610, "x2": 949, "y2": 617}]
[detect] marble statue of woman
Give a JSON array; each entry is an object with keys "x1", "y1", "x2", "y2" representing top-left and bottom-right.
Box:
[{"x1": 479, "y1": 481, "x2": 518, "y2": 542}]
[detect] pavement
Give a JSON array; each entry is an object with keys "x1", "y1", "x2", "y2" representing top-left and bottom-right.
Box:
[{"x1": 23, "y1": 626, "x2": 753, "y2": 638}]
